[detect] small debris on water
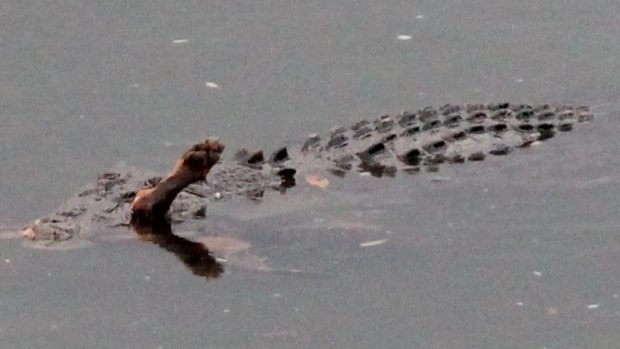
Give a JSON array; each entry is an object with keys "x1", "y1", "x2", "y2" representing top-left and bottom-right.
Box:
[
  {"x1": 516, "y1": 78, "x2": 524, "y2": 83},
  {"x1": 4, "y1": 258, "x2": 11, "y2": 264},
  {"x1": 172, "y1": 39, "x2": 189, "y2": 44},
  {"x1": 215, "y1": 257, "x2": 227, "y2": 263},
  {"x1": 144, "y1": 275, "x2": 151, "y2": 280},
  {"x1": 545, "y1": 306, "x2": 558, "y2": 316},
  {"x1": 272, "y1": 293, "x2": 282, "y2": 299},
  {"x1": 305, "y1": 175, "x2": 330, "y2": 189},
  {"x1": 214, "y1": 192, "x2": 222, "y2": 200},
  {"x1": 205, "y1": 82, "x2": 221, "y2": 89},
  {"x1": 360, "y1": 239, "x2": 387, "y2": 247},
  {"x1": 397, "y1": 35, "x2": 412, "y2": 41},
  {"x1": 416, "y1": 15, "x2": 425, "y2": 20},
  {"x1": 289, "y1": 269, "x2": 303, "y2": 273},
  {"x1": 533, "y1": 270, "x2": 543, "y2": 277},
  {"x1": 516, "y1": 302, "x2": 524, "y2": 306},
  {"x1": 223, "y1": 308, "x2": 231, "y2": 313},
  {"x1": 587, "y1": 304, "x2": 600, "y2": 310},
  {"x1": 614, "y1": 294, "x2": 619, "y2": 299}
]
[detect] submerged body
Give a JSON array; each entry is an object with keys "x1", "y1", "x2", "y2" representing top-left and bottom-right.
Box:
[{"x1": 21, "y1": 103, "x2": 594, "y2": 248}]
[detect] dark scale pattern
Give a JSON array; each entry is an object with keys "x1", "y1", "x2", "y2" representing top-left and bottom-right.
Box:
[
  {"x1": 294, "y1": 103, "x2": 594, "y2": 178},
  {"x1": 23, "y1": 103, "x2": 595, "y2": 246}
]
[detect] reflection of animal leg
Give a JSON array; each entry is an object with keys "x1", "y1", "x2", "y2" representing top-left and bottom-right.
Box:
[
  {"x1": 131, "y1": 138, "x2": 225, "y2": 223},
  {"x1": 131, "y1": 218, "x2": 223, "y2": 279}
]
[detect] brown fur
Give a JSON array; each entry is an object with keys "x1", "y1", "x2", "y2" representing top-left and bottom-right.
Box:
[{"x1": 130, "y1": 138, "x2": 225, "y2": 223}]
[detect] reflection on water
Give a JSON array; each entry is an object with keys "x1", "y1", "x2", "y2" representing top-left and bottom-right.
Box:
[{"x1": 131, "y1": 219, "x2": 223, "y2": 279}]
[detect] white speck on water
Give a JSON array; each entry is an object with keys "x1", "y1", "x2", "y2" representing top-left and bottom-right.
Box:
[
  {"x1": 144, "y1": 275, "x2": 151, "y2": 280},
  {"x1": 587, "y1": 304, "x2": 600, "y2": 309},
  {"x1": 215, "y1": 257, "x2": 227, "y2": 263},
  {"x1": 516, "y1": 302, "x2": 524, "y2": 306},
  {"x1": 79, "y1": 114, "x2": 85, "y2": 119},
  {"x1": 47, "y1": 272, "x2": 52, "y2": 277},
  {"x1": 172, "y1": 39, "x2": 189, "y2": 44},
  {"x1": 289, "y1": 269, "x2": 302, "y2": 273},
  {"x1": 214, "y1": 192, "x2": 222, "y2": 200},
  {"x1": 205, "y1": 82, "x2": 220, "y2": 89},
  {"x1": 360, "y1": 239, "x2": 387, "y2": 247},
  {"x1": 516, "y1": 78, "x2": 524, "y2": 83},
  {"x1": 162, "y1": 141, "x2": 174, "y2": 148},
  {"x1": 4, "y1": 258, "x2": 11, "y2": 264},
  {"x1": 614, "y1": 294, "x2": 619, "y2": 299},
  {"x1": 272, "y1": 293, "x2": 282, "y2": 299},
  {"x1": 416, "y1": 15, "x2": 425, "y2": 19},
  {"x1": 533, "y1": 271, "x2": 543, "y2": 277},
  {"x1": 223, "y1": 308, "x2": 231, "y2": 313},
  {"x1": 397, "y1": 35, "x2": 412, "y2": 41}
]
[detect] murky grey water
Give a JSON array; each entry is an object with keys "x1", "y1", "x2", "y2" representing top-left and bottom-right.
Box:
[{"x1": 2, "y1": 1, "x2": 620, "y2": 348}]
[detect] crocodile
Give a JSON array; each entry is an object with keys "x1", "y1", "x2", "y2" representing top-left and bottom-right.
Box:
[{"x1": 15, "y1": 103, "x2": 594, "y2": 275}]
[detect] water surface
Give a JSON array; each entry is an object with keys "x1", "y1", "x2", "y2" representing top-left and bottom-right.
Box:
[{"x1": 2, "y1": 1, "x2": 620, "y2": 348}]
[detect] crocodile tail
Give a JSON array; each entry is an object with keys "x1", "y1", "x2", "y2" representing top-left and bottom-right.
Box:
[{"x1": 285, "y1": 103, "x2": 594, "y2": 177}]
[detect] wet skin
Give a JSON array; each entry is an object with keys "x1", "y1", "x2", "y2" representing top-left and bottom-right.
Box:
[
  {"x1": 128, "y1": 138, "x2": 226, "y2": 279},
  {"x1": 130, "y1": 138, "x2": 225, "y2": 224}
]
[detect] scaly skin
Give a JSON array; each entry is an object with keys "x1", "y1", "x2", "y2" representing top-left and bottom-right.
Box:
[{"x1": 21, "y1": 103, "x2": 594, "y2": 247}]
